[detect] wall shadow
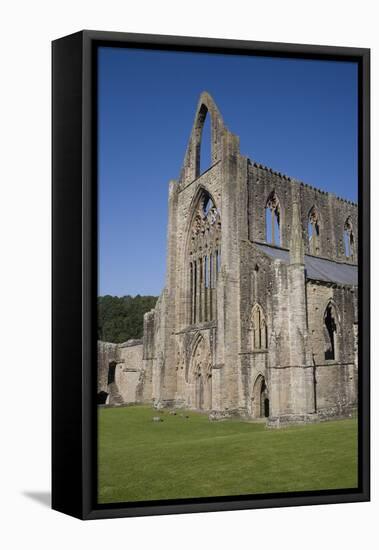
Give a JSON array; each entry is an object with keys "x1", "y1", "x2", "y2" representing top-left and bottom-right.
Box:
[{"x1": 22, "y1": 491, "x2": 51, "y2": 508}]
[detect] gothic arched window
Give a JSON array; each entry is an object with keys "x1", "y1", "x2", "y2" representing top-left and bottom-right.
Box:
[
  {"x1": 324, "y1": 301, "x2": 340, "y2": 361},
  {"x1": 265, "y1": 192, "x2": 281, "y2": 245},
  {"x1": 308, "y1": 206, "x2": 321, "y2": 256},
  {"x1": 250, "y1": 304, "x2": 268, "y2": 350},
  {"x1": 188, "y1": 190, "x2": 221, "y2": 324},
  {"x1": 343, "y1": 217, "x2": 355, "y2": 260}
]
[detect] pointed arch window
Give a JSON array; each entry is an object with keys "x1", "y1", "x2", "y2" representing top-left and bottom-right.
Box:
[
  {"x1": 187, "y1": 190, "x2": 221, "y2": 325},
  {"x1": 308, "y1": 206, "x2": 321, "y2": 255},
  {"x1": 265, "y1": 192, "x2": 281, "y2": 245},
  {"x1": 324, "y1": 302, "x2": 339, "y2": 361},
  {"x1": 343, "y1": 217, "x2": 355, "y2": 260},
  {"x1": 250, "y1": 304, "x2": 268, "y2": 350}
]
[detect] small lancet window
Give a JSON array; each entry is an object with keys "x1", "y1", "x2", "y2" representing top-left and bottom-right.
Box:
[
  {"x1": 265, "y1": 192, "x2": 281, "y2": 245},
  {"x1": 324, "y1": 302, "x2": 339, "y2": 361},
  {"x1": 204, "y1": 256, "x2": 209, "y2": 288},
  {"x1": 343, "y1": 217, "x2": 354, "y2": 260},
  {"x1": 209, "y1": 253, "x2": 213, "y2": 288},
  {"x1": 251, "y1": 304, "x2": 268, "y2": 350},
  {"x1": 308, "y1": 206, "x2": 321, "y2": 255}
]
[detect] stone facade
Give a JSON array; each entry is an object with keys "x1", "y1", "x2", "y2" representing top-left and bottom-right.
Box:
[
  {"x1": 98, "y1": 92, "x2": 358, "y2": 424},
  {"x1": 97, "y1": 340, "x2": 145, "y2": 405}
]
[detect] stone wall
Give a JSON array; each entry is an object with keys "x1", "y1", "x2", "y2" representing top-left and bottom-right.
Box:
[
  {"x1": 306, "y1": 282, "x2": 357, "y2": 416},
  {"x1": 248, "y1": 163, "x2": 358, "y2": 263},
  {"x1": 97, "y1": 91, "x2": 358, "y2": 425},
  {"x1": 97, "y1": 341, "x2": 118, "y2": 395},
  {"x1": 118, "y1": 340, "x2": 144, "y2": 403},
  {"x1": 97, "y1": 340, "x2": 144, "y2": 405}
]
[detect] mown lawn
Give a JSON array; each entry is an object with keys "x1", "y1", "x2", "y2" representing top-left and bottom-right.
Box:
[{"x1": 98, "y1": 405, "x2": 358, "y2": 504}]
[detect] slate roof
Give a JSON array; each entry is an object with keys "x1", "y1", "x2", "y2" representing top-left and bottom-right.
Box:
[{"x1": 255, "y1": 243, "x2": 358, "y2": 286}]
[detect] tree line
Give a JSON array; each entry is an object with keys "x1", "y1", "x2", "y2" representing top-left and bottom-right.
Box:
[{"x1": 98, "y1": 295, "x2": 158, "y2": 343}]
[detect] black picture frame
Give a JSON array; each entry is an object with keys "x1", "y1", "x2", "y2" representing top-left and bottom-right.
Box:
[{"x1": 52, "y1": 30, "x2": 370, "y2": 520}]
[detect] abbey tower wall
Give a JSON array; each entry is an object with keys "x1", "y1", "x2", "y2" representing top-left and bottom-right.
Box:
[{"x1": 98, "y1": 92, "x2": 358, "y2": 425}]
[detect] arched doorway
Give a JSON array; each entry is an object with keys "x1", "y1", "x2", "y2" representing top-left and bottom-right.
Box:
[
  {"x1": 189, "y1": 336, "x2": 212, "y2": 410},
  {"x1": 251, "y1": 375, "x2": 270, "y2": 419}
]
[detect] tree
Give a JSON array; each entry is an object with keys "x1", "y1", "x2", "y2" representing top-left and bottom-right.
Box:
[{"x1": 97, "y1": 295, "x2": 158, "y2": 343}]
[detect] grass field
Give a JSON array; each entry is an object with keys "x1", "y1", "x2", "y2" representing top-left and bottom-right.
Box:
[{"x1": 98, "y1": 405, "x2": 358, "y2": 504}]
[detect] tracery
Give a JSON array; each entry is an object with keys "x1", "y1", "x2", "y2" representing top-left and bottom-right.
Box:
[{"x1": 188, "y1": 191, "x2": 221, "y2": 324}]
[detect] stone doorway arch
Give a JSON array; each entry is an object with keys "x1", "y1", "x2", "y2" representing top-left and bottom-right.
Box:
[
  {"x1": 189, "y1": 335, "x2": 212, "y2": 410},
  {"x1": 251, "y1": 374, "x2": 270, "y2": 418}
]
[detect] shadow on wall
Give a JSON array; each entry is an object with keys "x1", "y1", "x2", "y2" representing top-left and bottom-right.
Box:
[{"x1": 22, "y1": 491, "x2": 51, "y2": 508}]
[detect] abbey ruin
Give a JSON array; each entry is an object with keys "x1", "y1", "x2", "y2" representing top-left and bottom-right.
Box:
[{"x1": 98, "y1": 92, "x2": 358, "y2": 425}]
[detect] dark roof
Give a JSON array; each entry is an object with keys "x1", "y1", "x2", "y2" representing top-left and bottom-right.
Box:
[{"x1": 255, "y1": 243, "x2": 358, "y2": 286}]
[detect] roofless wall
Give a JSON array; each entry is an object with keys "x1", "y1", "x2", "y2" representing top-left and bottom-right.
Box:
[{"x1": 247, "y1": 162, "x2": 358, "y2": 264}]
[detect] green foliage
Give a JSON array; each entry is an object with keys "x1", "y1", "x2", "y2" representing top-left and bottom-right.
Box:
[
  {"x1": 98, "y1": 295, "x2": 158, "y2": 343},
  {"x1": 98, "y1": 406, "x2": 358, "y2": 504}
]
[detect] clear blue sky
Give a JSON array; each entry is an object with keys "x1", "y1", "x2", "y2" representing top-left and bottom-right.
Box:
[{"x1": 98, "y1": 47, "x2": 358, "y2": 297}]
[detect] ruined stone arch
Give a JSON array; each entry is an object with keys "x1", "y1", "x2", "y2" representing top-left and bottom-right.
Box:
[
  {"x1": 308, "y1": 205, "x2": 322, "y2": 256},
  {"x1": 185, "y1": 186, "x2": 221, "y2": 325},
  {"x1": 250, "y1": 303, "x2": 268, "y2": 350},
  {"x1": 187, "y1": 333, "x2": 212, "y2": 410},
  {"x1": 343, "y1": 216, "x2": 355, "y2": 260},
  {"x1": 323, "y1": 299, "x2": 341, "y2": 361},
  {"x1": 265, "y1": 190, "x2": 282, "y2": 245},
  {"x1": 181, "y1": 92, "x2": 225, "y2": 182},
  {"x1": 251, "y1": 373, "x2": 270, "y2": 418}
]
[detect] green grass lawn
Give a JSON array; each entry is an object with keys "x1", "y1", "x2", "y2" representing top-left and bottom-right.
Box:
[{"x1": 98, "y1": 405, "x2": 358, "y2": 504}]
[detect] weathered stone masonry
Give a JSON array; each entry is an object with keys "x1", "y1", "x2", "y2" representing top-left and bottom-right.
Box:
[{"x1": 98, "y1": 92, "x2": 358, "y2": 424}]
